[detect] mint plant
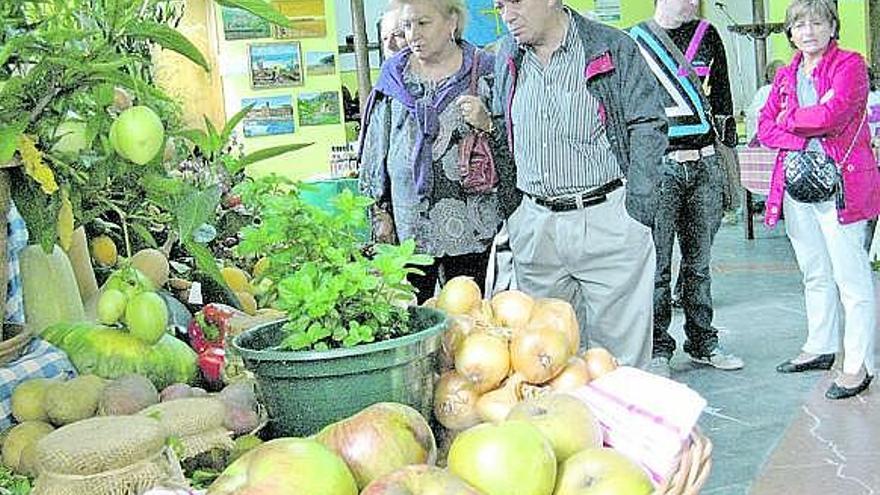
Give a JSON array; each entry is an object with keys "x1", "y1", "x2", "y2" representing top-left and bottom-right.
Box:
[{"x1": 235, "y1": 175, "x2": 432, "y2": 351}]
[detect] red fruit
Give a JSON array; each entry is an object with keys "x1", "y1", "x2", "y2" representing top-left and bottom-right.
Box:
[{"x1": 198, "y1": 346, "x2": 226, "y2": 385}]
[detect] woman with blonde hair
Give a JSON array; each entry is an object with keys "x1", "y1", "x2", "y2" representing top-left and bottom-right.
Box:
[
  {"x1": 358, "y1": 0, "x2": 513, "y2": 302},
  {"x1": 759, "y1": 0, "x2": 880, "y2": 399}
]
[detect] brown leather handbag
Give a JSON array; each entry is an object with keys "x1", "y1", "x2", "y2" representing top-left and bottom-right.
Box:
[{"x1": 458, "y1": 50, "x2": 498, "y2": 194}]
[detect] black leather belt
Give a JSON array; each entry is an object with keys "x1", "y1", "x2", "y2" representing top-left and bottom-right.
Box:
[{"x1": 527, "y1": 178, "x2": 624, "y2": 212}]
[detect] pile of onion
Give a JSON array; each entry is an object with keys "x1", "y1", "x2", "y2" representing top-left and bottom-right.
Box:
[{"x1": 431, "y1": 286, "x2": 621, "y2": 431}]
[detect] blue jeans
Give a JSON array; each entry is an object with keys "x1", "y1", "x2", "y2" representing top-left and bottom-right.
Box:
[{"x1": 652, "y1": 154, "x2": 724, "y2": 359}]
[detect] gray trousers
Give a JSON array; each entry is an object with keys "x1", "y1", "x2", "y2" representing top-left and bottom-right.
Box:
[{"x1": 507, "y1": 187, "x2": 655, "y2": 368}]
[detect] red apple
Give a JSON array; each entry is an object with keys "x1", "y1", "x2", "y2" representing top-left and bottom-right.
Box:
[
  {"x1": 447, "y1": 420, "x2": 557, "y2": 495},
  {"x1": 315, "y1": 402, "x2": 437, "y2": 489},
  {"x1": 207, "y1": 438, "x2": 357, "y2": 495},
  {"x1": 507, "y1": 393, "x2": 603, "y2": 462},
  {"x1": 361, "y1": 464, "x2": 481, "y2": 494},
  {"x1": 553, "y1": 448, "x2": 653, "y2": 495}
]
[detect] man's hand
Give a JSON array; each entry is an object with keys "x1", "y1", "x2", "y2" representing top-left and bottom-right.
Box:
[{"x1": 456, "y1": 95, "x2": 493, "y2": 132}]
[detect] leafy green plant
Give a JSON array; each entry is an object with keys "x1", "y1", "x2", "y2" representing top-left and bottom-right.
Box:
[
  {"x1": 0, "y1": 0, "x2": 292, "y2": 255},
  {"x1": 235, "y1": 175, "x2": 433, "y2": 351},
  {"x1": 0, "y1": 465, "x2": 30, "y2": 495}
]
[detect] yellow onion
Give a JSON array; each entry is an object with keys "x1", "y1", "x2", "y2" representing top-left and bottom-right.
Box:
[
  {"x1": 470, "y1": 299, "x2": 495, "y2": 327},
  {"x1": 434, "y1": 371, "x2": 481, "y2": 431},
  {"x1": 475, "y1": 374, "x2": 525, "y2": 423},
  {"x1": 511, "y1": 325, "x2": 571, "y2": 384},
  {"x1": 491, "y1": 290, "x2": 535, "y2": 331},
  {"x1": 454, "y1": 332, "x2": 510, "y2": 393},
  {"x1": 422, "y1": 297, "x2": 438, "y2": 309},
  {"x1": 527, "y1": 298, "x2": 581, "y2": 355},
  {"x1": 583, "y1": 347, "x2": 618, "y2": 380},
  {"x1": 437, "y1": 276, "x2": 482, "y2": 316},
  {"x1": 439, "y1": 316, "x2": 477, "y2": 371},
  {"x1": 548, "y1": 357, "x2": 591, "y2": 392}
]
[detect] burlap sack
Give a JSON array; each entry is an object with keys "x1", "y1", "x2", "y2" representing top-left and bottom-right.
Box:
[{"x1": 33, "y1": 416, "x2": 185, "y2": 495}]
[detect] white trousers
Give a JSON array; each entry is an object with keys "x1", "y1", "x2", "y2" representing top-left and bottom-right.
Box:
[{"x1": 783, "y1": 193, "x2": 877, "y2": 375}]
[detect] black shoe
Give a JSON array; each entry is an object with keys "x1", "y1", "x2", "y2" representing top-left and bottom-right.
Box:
[
  {"x1": 775, "y1": 353, "x2": 835, "y2": 373},
  {"x1": 825, "y1": 375, "x2": 873, "y2": 400}
]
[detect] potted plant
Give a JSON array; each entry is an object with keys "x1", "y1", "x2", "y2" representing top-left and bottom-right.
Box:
[{"x1": 230, "y1": 175, "x2": 448, "y2": 438}]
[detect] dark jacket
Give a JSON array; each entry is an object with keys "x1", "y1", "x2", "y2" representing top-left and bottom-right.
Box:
[{"x1": 492, "y1": 13, "x2": 668, "y2": 226}]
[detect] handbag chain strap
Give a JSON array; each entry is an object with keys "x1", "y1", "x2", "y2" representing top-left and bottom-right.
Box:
[{"x1": 838, "y1": 112, "x2": 866, "y2": 166}]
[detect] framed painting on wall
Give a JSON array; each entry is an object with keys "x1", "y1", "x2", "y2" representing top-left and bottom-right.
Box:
[
  {"x1": 271, "y1": 0, "x2": 327, "y2": 39},
  {"x1": 221, "y1": 7, "x2": 271, "y2": 40},
  {"x1": 297, "y1": 91, "x2": 341, "y2": 126},
  {"x1": 306, "y1": 52, "x2": 336, "y2": 76},
  {"x1": 249, "y1": 42, "x2": 303, "y2": 89},
  {"x1": 241, "y1": 95, "x2": 295, "y2": 137}
]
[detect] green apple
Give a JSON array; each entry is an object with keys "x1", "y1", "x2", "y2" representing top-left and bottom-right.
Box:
[
  {"x1": 361, "y1": 465, "x2": 481, "y2": 495},
  {"x1": 209, "y1": 438, "x2": 358, "y2": 495},
  {"x1": 447, "y1": 420, "x2": 557, "y2": 495},
  {"x1": 507, "y1": 393, "x2": 603, "y2": 462},
  {"x1": 553, "y1": 448, "x2": 653, "y2": 495},
  {"x1": 109, "y1": 105, "x2": 164, "y2": 165}
]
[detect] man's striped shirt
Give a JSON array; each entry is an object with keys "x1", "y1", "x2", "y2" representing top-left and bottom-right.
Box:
[{"x1": 511, "y1": 10, "x2": 622, "y2": 198}]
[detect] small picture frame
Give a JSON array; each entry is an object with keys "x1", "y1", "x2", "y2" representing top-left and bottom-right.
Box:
[
  {"x1": 241, "y1": 95, "x2": 296, "y2": 137},
  {"x1": 297, "y1": 91, "x2": 342, "y2": 126},
  {"x1": 248, "y1": 42, "x2": 303, "y2": 90},
  {"x1": 221, "y1": 7, "x2": 271, "y2": 40},
  {"x1": 306, "y1": 52, "x2": 336, "y2": 77}
]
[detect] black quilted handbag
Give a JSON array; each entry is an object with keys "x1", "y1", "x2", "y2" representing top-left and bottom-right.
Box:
[{"x1": 783, "y1": 150, "x2": 840, "y2": 203}]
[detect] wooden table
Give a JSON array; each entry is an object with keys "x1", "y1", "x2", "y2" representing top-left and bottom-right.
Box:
[{"x1": 737, "y1": 146, "x2": 776, "y2": 240}]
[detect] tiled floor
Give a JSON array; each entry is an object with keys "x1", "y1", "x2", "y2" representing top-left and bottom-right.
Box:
[{"x1": 666, "y1": 220, "x2": 880, "y2": 495}]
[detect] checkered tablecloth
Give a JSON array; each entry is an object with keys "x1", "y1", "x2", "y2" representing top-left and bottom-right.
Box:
[
  {"x1": 6, "y1": 201, "x2": 28, "y2": 324},
  {"x1": 737, "y1": 146, "x2": 777, "y2": 196},
  {"x1": 0, "y1": 338, "x2": 76, "y2": 430}
]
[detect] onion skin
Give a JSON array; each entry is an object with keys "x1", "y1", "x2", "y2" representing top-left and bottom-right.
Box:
[
  {"x1": 511, "y1": 325, "x2": 571, "y2": 384},
  {"x1": 434, "y1": 371, "x2": 482, "y2": 431},
  {"x1": 475, "y1": 374, "x2": 525, "y2": 423},
  {"x1": 439, "y1": 316, "x2": 476, "y2": 371},
  {"x1": 437, "y1": 276, "x2": 483, "y2": 316},
  {"x1": 583, "y1": 347, "x2": 619, "y2": 380},
  {"x1": 548, "y1": 356, "x2": 591, "y2": 392},
  {"x1": 454, "y1": 332, "x2": 510, "y2": 393},
  {"x1": 490, "y1": 290, "x2": 535, "y2": 330},
  {"x1": 527, "y1": 298, "x2": 581, "y2": 355}
]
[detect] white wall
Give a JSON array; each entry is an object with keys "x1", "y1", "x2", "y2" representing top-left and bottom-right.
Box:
[{"x1": 336, "y1": 0, "x2": 387, "y2": 71}]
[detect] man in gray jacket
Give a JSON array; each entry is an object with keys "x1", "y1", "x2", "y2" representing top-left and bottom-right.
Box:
[{"x1": 492, "y1": 0, "x2": 668, "y2": 367}]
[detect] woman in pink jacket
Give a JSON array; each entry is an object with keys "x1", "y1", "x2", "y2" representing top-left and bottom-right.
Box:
[{"x1": 758, "y1": 0, "x2": 880, "y2": 399}]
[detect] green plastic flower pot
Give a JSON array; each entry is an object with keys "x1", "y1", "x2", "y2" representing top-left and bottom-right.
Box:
[{"x1": 231, "y1": 306, "x2": 447, "y2": 438}]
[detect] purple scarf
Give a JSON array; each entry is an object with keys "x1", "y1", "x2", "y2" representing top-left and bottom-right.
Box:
[{"x1": 360, "y1": 42, "x2": 490, "y2": 199}]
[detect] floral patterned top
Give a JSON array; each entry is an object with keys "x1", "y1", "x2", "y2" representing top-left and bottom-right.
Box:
[{"x1": 359, "y1": 58, "x2": 506, "y2": 257}]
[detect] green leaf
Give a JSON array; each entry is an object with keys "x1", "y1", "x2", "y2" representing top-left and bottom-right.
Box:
[
  {"x1": 179, "y1": 129, "x2": 209, "y2": 152},
  {"x1": 234, "y1": 142, "x2": 313, "y2": 173},
  {"x1": 215, "y1": 0, "x2": 293, "y2": 28},
  {"x1": 0, "y1": 122, "x2": 26, "y2": 164},
  {"x1": 222, "y1": 104, "x2": 255, "y2": 146},
  {"x1": 177, "y1": 186, "x2": 220, "y2": 239},
  {"x1": 130, "y1": 222, "x2": 158, "y2": 248},
  {"x1": 183, "y1": 239, "x2": 225, "y2": 291},
  {"x1": 126, "y1": 20, "x2": 210, "y2": 72},
  {"x1": 204, "y1": 116, "x2": 221, "y2": 154}
]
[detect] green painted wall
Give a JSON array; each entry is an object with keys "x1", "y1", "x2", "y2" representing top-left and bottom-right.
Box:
[
  {"x1": 768, "y1": 0, "x2": 869, "y2": 61},
  {"x1": 213, "y1": 0, "x2": 347, "y2": 181}
]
